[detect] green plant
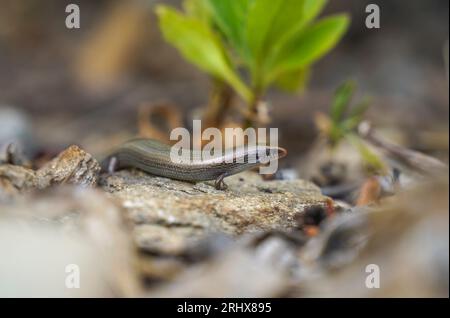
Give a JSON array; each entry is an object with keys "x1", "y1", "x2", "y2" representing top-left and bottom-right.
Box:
[
  {"x1": 315, "y1": 80, "x2": 386, "y2": 172},
  {"x1": 156, "y1": 0, "x2": 349, "y2": 127}
]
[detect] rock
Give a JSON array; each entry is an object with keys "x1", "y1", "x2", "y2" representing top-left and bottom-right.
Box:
[
  {"x1": 293, "y1": 178, "x2": 449, "y2": 297},
  {"x1": 0, "y1": 164, "x2": 37, "y2": 201},
  {"x1": 0, "y1": 145, "x2": 100, "y2": 202},
  {"x1": 0, "y1": 186, "x2": 140, "y2": 297},
  {"x1": 148, "y1": 247, "x2": 290, "y2": 297},
  {"x1": 297, "y1": 139, "x2": 366, "y2": 187},
  {"x1": 253, "y1": 235, "x2": 299, "y2": 273},
  {"x1": 100, "y1": 169, "x2": 331, "y2": 256},
  {"x1": 36, "y1": 145, "x2": 100, "y2": 188},
  {"x1": 0, "y1": 178, "x2": 21, "y2": 202},
  {"x1": 0, "y1": 142, "x2": 30, "y2": 166},
  {"x1": 0, "y1": 164, "x2": 37, "y2": 189}
]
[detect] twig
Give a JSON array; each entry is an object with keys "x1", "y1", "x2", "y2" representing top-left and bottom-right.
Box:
[{"x1": 358, "y1": 122, "x2": 448, "y2": 176}]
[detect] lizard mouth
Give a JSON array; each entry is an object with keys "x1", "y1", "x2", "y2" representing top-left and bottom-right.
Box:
[{"x1": 277, "y1": 147, "x2": 287, "y2": 159}]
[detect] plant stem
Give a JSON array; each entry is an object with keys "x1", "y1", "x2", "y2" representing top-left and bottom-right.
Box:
[
  {"x1": 243, "y1": 63, "x2": 265, "y2": 128},
  {"x1": 203, "y1": 78, "x2": 234, "y2": 129},
  {"x1": 244, "y1": 92, "x2": 261, "y2": 129}
]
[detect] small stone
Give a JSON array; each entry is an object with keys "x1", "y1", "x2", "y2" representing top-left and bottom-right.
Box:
[
  {"x1": 0, "y1": 164, "x2": 37, "y2": 202},
  {"x1": 0, "y1": 164, "x2": 37, "y2": 190},
  {"x1": 36, "y1": 145, "x2": 100, "y2": 188}
]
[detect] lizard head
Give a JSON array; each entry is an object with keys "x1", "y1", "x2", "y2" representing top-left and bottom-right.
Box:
[{"x1": 255, "y1": 146, "x2": 287, "y2": 164}]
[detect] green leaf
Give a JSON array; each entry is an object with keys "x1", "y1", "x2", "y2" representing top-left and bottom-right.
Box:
[
  {"x1": 183, "y1": 0, "x2": 211, "y2": 24},
  {"x1": 266, "y1": 14, "x2": 350, "y2": 83},
  {"x1": 262, "y1": 0, "x2": 326, "y2": 87},
  {"x1": 347, "y1": 134, "x2": 386, "y2": 173},
  {"x1": 340, "y1": 116, "x2": 361, "y2": 132},
  {"x1": 329, "y1": 123, "x2": 345, "y2": 146},
  {"x1": 156, "y1": 5, "x2": 251, "y2": 102},
  {"x1": 246, "y1": 0, "x2": 328, "y2": 66},
  {"x1": 274, "y1": 67, "x2": 310, "y2": 93},
  {"x1": 331, "y1": 80, "x2": 355, "y2": 123},
  {"x1": 349, "y1": 96, "x2": 371, "y2": 119},
  {"x1": 263, "y1": 0, "x2": 306, "y2": 48},
  {"x1": 302, "y1": 0, "x2": 327, "y2": 25},
  {"x1": 205, "y1": 0, "x2": 252, "y2": 57},
  {"x1": 269, "y1": 0, "x2": 328, "y2": 56},
  {"x1": 246, "y1": 0, "x2": 285, "y2": 67},
  {"x1": 340, "y1": 96, "x2": 371, "y2": 131}
]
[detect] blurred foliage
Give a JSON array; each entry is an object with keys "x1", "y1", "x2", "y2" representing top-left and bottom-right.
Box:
[
  {"x1": 316, "y1": 80, "x2": 386, "y2": 172},
  {"x1": 156, "y1": 0, "x2": 349, "y2": 109}
]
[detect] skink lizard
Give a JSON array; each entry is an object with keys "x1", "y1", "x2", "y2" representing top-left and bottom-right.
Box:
[{"x1": 101, "y1": 138, "x2": 287, "y2": 190}]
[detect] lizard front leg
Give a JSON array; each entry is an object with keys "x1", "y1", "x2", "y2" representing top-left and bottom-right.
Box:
[{"x1": 214, "y1": 172, "x2": 229, "y2": 190}]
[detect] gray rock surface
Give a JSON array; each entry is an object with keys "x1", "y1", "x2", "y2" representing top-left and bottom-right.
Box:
[{"x1": 100, "y1": 169, "x2": 331, "y2": 255}]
